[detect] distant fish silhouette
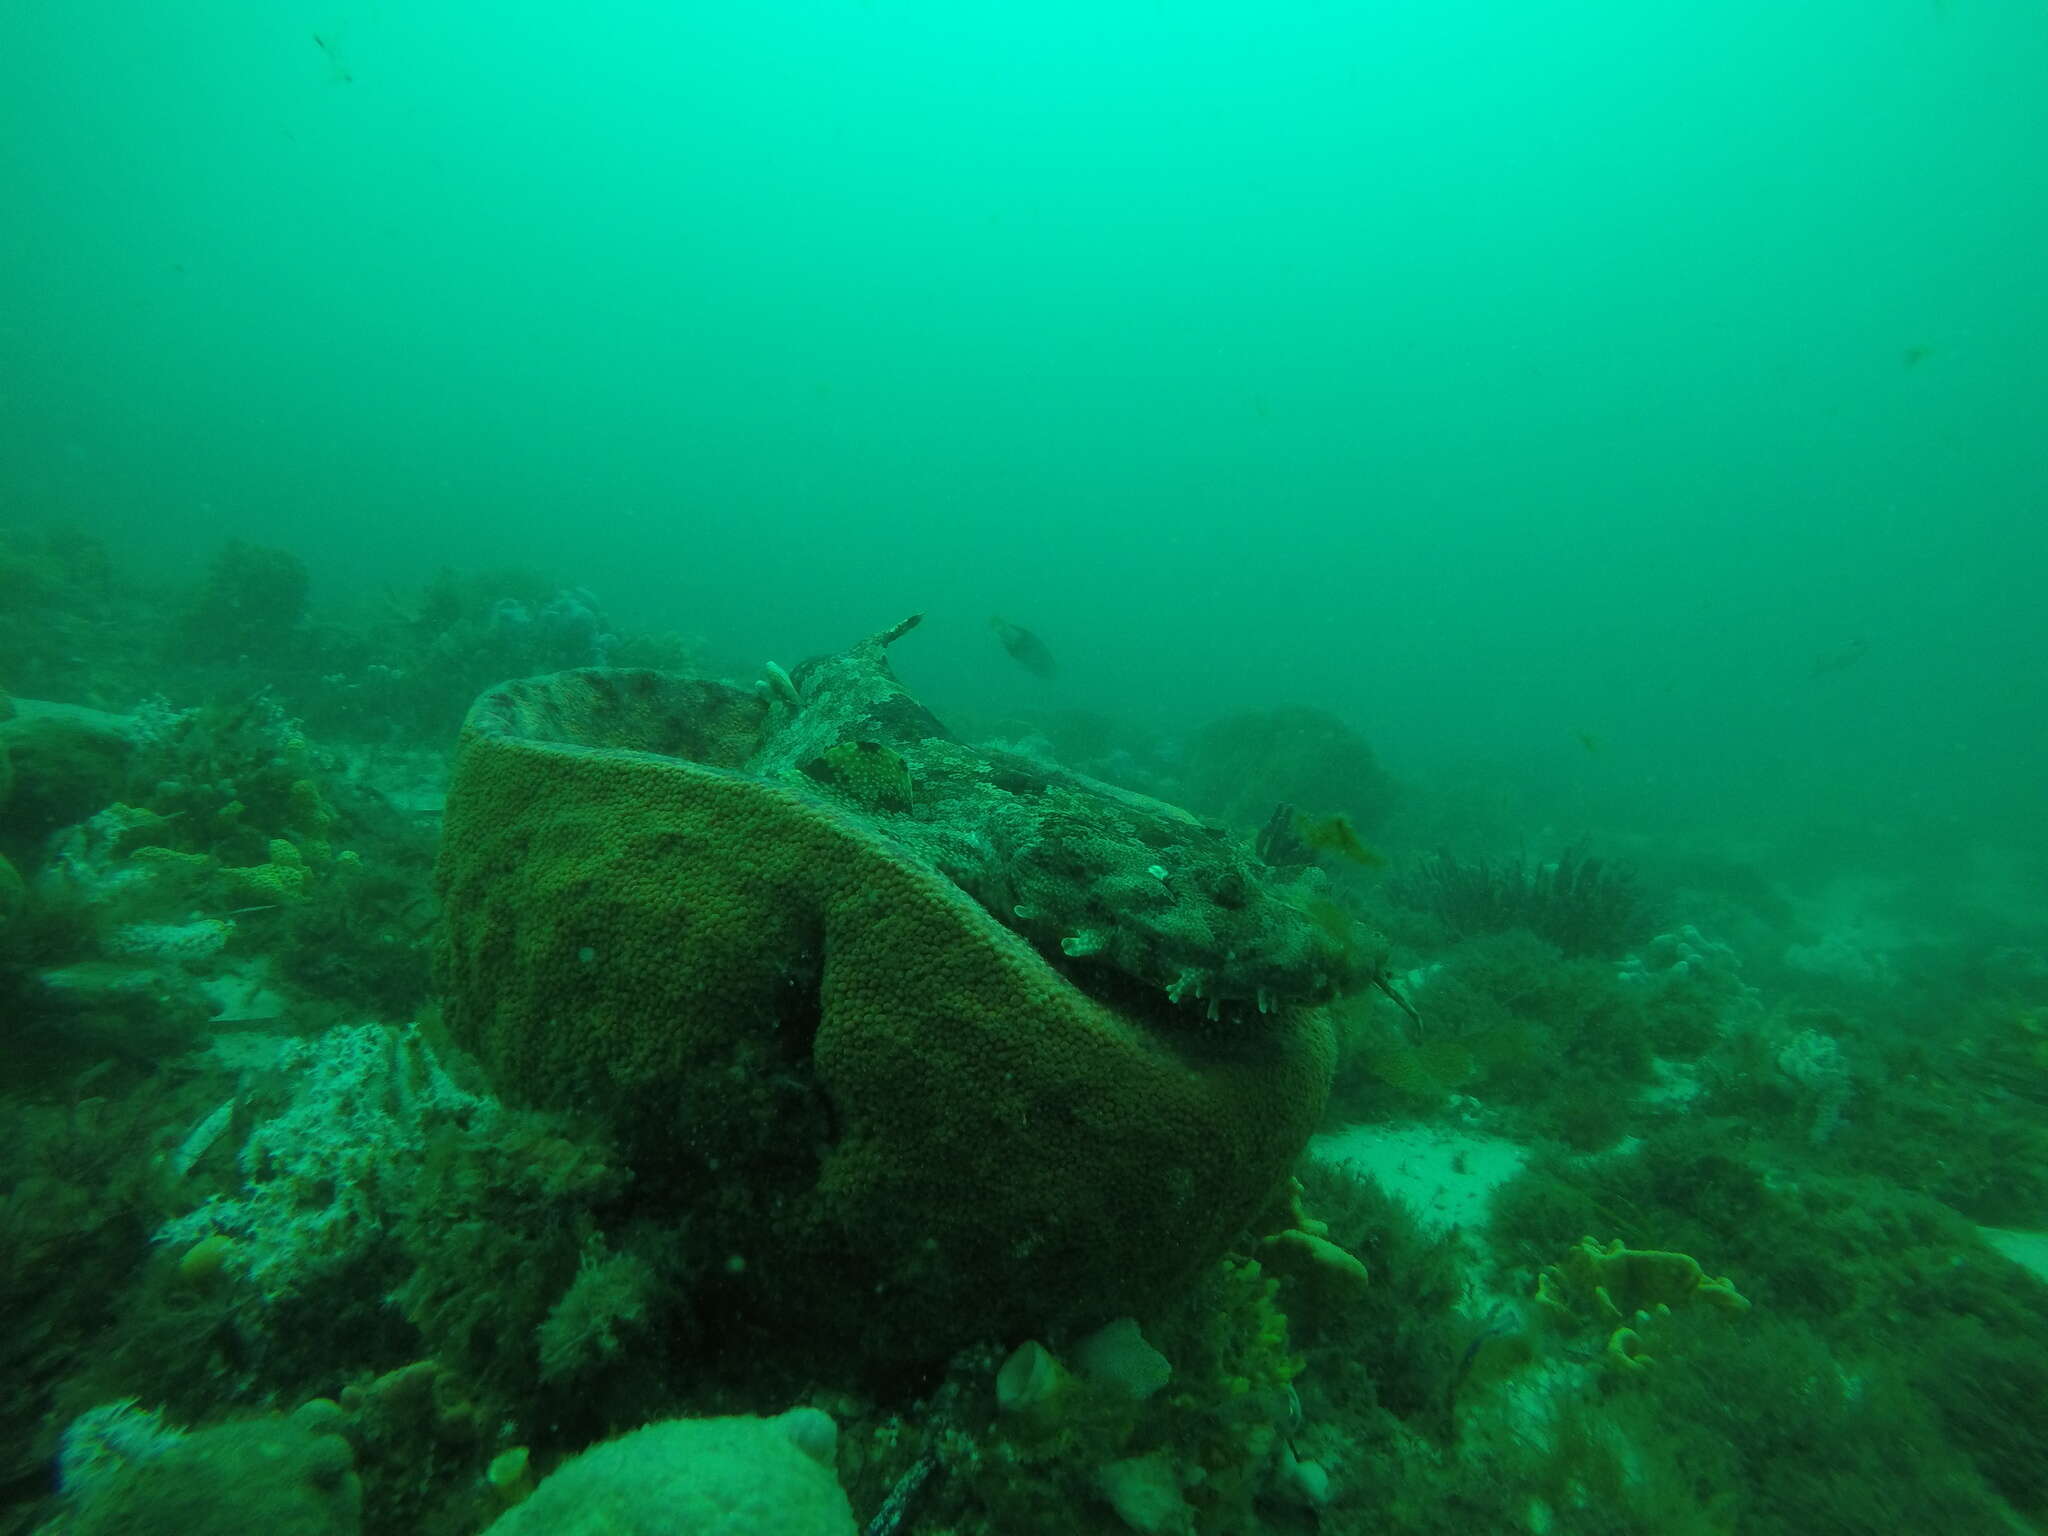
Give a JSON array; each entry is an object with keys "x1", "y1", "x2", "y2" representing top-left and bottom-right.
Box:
[
  {"x1": 1811, "y1": 638, "x2": 1871, "y2": 677},
  {"x1": 1902, "y1": 343, "x2": 1934, "y2": 368},
  {"x1": 990, "y1": 616, "x2": 1057, "y2": 679},
  {"x1": 1291, "y1": 811, "x2": 1386, "y2": 868},
  {"x1": 312, "y1": 32, "x2": 353, "y2": 83},
  {"x1": 1572, "y1": 729, "x2": 1603, "y2": 756}
]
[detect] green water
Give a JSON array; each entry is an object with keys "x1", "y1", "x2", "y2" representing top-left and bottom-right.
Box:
[{"x1": 7, "y1": 1, "x2": 2045, "y2": 839}]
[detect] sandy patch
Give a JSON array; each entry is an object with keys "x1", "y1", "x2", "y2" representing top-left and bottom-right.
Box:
[
  {"x1": 1981, "y1": 1227, "x2": 2048, "y2": 1284},
  {"x1": 1310, "y1": 1122, "x2": 1529, "y2": 1236}
]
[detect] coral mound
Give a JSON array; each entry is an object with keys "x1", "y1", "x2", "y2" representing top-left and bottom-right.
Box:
[
  {"x1": 482, "y1": 1410, "x2": 852, "y2": 1536},
  {"x1": 436, "y1": 623, "x2": 1361, "y2": 1368}
]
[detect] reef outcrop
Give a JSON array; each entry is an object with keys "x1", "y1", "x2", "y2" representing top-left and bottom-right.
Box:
[{"x1": 435, "y1": 620, "x2": 1383, "y2": 1368}]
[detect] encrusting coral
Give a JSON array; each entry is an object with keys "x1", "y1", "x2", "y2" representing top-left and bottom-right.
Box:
[
  {"x1": 154, "y1": 1023, "x2": 498, "y2": 1302},
  {"x1": 42, "y1": 1398, "x2": 361, "y2": 1536},
  {"x1": 436, "y1": 618, "x2": 1386, "y2": 1369},
  {"x1": 1534, "y1": 1236, "x2": 1750, "y2": 1372}
]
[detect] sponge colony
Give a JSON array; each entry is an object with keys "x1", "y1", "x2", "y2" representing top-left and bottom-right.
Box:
[
  {"x1": 482, "y1": 1410, "x2": 853, "y2": 1536},
  {"x1": 436, "y1": 654, "x2": 1339, "y2": 1369}
]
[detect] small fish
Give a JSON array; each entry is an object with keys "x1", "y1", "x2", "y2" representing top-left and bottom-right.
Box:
[
  {"x1": 990, "y1": 616, "x2": 1057, "y2": 679},
  {"x1": 1902, "y1": 343, "x2": 1934, "y2": 368},
  {"x1": 312, "y1": 33, "x2": 354, "y2": 83},
  {"x1": 1811, "y1": 637, "x2": 1871, "y2": 677},
  {"x1": 1572, "y1": 729, "x2": 1603, "y2": 756},
  {"x1": 1292, "y1": 811, "x2": 1385, "y2": 868}
]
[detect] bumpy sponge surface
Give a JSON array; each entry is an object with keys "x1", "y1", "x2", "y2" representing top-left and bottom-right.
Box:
[
  {"x1": 436, "y1": 639, "x2": 1343, "y2": 1366},
  {"x1": 482, "y1": 1411, "x2": 853, "y2": 1536}
]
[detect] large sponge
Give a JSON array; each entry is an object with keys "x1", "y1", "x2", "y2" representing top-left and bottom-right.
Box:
[
  {"x1": 436, "y1": 632, "x2": 1348, "y2": 1368},
  {"x1": 483, "y1": 1410, "x2": 853, "y2": 1536}
]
